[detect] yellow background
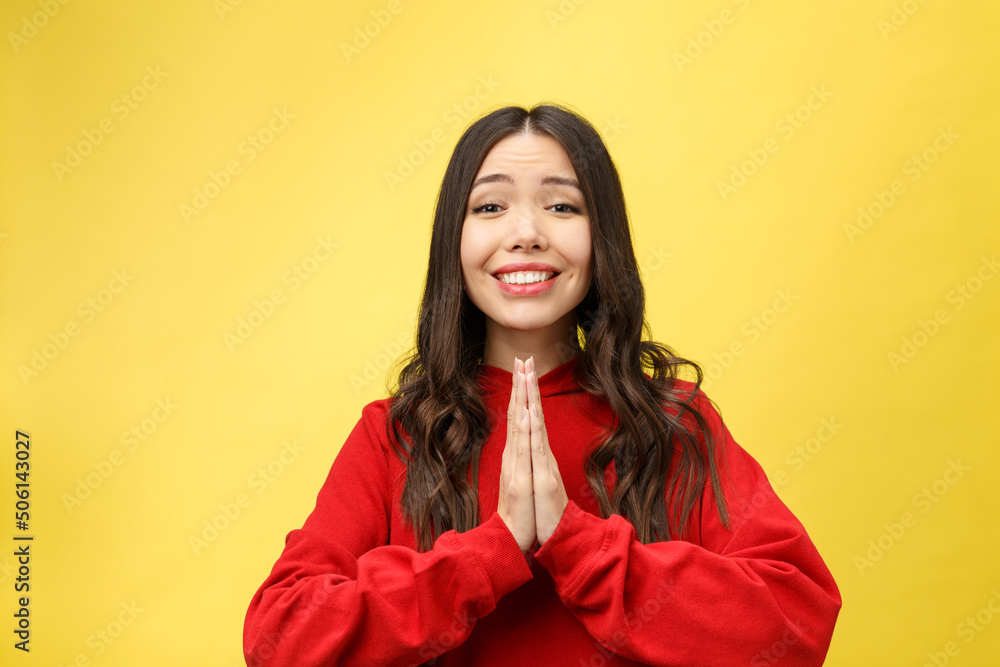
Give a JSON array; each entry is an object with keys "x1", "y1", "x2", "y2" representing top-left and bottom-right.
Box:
[{"x1": 2, "y1": 0, "x2": 998, "y2": 664}]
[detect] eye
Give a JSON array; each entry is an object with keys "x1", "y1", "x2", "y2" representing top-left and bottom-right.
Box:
[
  {"x1": 550, "y1": 203, "x2": 582, "y2": 214},
  {"x1": 471, "y1": 200, "x2": 504, "y2": 214}
]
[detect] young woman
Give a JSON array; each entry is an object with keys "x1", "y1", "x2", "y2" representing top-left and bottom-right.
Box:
[{"x1": 244, "y1": 104, "x2": 841, "y2": 666}]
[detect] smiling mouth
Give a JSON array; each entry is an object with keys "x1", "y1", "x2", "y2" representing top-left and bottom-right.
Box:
[{"x1": 493, "y1": 270, "x2": 559, "y2": 285}]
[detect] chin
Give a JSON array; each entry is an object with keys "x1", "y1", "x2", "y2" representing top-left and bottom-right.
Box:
[{"x1": 493, "y1": 315, "x2": 558, "y2": 332}]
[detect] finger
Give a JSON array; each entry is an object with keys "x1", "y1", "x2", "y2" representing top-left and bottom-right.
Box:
[
  {"x1": 525, "y1": 358, "x2": 548, "y2": 457},
  {"x1": 505, "y1": 357, "x2": 520, "y2": 449},
  {"x1": 504, "y1": 357, "x2": 521, "y2": 473},
  {"x1": 516, "y1": 369, "x2": 531, "y2": 477},
  {"x1": 504, "y1": 357, "x2": 524, "y2": 470},
  {"x1": 517, "y1": 364, "x2": 528, "y2": 435},
  {"x1": 526, "y1": 360, "x2": 566, "y2": 489},
  {"x1": 526, "y1": 358, "x2": 543, "y2": 420}
]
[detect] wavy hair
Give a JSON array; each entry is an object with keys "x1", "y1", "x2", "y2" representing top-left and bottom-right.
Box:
[{"x1": 386, "y1": 103, "x2": 730, "y2": 552}]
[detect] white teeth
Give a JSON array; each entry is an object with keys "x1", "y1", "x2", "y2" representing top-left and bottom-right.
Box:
[{"x1": 497, "y1": 271, "x2": 554, "y2": 285}]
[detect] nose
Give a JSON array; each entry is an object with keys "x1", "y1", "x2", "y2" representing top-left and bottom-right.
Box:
[{"x1": 505, "y1": 204, "x2": 547, "y2": 251}]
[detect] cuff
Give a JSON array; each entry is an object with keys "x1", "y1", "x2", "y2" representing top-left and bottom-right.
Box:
[
  {"x1": 454, "y1": 511, "x2": 534, "y2": 599},
  {"x1": 533, "y1": 500, "x2": 619, "y2": 597}
]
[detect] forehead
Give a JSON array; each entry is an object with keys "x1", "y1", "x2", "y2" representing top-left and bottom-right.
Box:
[{"x1": 474, "y1": 132, "x2": 577, "y2": 178}]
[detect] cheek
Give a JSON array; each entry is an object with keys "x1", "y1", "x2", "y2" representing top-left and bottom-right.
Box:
[
  {"x1": 459, "y1": 224, "x2": 484, "y2": 284},
  {"x1": 562, "y1": 225, "x2": 593, "y2": 281},
  {"x1": 460, "y1": 223, "x2": 491, "y2": 270}
]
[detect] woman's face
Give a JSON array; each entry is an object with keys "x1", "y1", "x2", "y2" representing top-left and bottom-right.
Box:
[{"x1": 460, "y1": 131, "x2": 593, "y2": 339}]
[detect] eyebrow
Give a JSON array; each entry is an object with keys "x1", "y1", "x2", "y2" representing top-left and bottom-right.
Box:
[{"x1": 470, "y1": 173, "x2": 581, "y2": 191}]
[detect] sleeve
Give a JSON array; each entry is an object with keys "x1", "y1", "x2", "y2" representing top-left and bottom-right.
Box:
[
  {"x1": 531, "y1": 391, "x2": 842, "y2": 667},
  {"x1": 243, "y1": 401, "x2": 534, "y2": 667}
]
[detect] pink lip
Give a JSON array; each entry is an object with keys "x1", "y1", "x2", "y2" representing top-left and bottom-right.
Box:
[{"x1": 492, "y1": 262, "x2": 559, "y2": 275}]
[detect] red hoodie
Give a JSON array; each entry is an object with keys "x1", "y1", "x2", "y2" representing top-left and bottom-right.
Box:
[{"x1": 244, "y1": 357, "x2": 841, "y2": 666}]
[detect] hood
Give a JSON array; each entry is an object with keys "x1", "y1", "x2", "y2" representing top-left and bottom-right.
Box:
[{"x1": 475, "y1": 356, "x2": 583, "y2": 400}]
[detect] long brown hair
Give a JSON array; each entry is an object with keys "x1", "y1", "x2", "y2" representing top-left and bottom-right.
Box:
[{"x1": 386, "y1": 103, "x2": 730, "y2": 552}]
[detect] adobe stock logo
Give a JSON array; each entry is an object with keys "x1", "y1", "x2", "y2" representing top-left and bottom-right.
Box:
[
  {"x1": 701, "y1": 287, "x2": 799, "y2": 391},
  {"x1": 545, "y1": 0, "x2": 589, "y2": 30},
  {"x1": 189, "y1": 439, "x2": 305, "y2": 556},
  {"x1": 214, "y1": 0, "x2": 248, "y2": 20},
  {"x1": 853, "y1": 459, "x2": 969, "y2": 575},
  {"x1": 54, "y1": 600, "x2": 145, "y2": 664},
  {"x1": 878, "y1": 0, "x2": 931, "y2": 39},
  {"x1": 351, "y1": 328, "x2": 412, "y2": 394},
  {"x1": 886, "y1": 255, "x2": 997, "y2": 372},
  {"x1": 179, "y1": 107, "x2": 294, "y2": 223},
  {"x1": 716, "y1": 85, "x2": 833, "y2": 202},
  {"x1": 52, "y1": 66, "x2": 168, "y2": 182},
  {"x1": 671, "y1": 0, "x2": 755, "y2": 72},
  {"x1": 223, "y1": 235, "x2": 339, "y2": 352},
  {"x1": 18, "y1": 268, "x2": 134, "y2": 385},
  {"x1": 7, "y1": 0, "x2": 71, "y2": 54},
  {"x1": 61, "y1": 398, "x2": 178, "y2": 514},
  {"x1": 340, "y1": 0, "x2": 406, "y2": 62},
  {"x1": 384, "y1": 75, "x2": 501, "y2": 191},
  {"x1": 769, "y1": 417, "x2": 844, "y2": 488},
  {"x1": 843, "y1": 126, "x2": 959, "y2": 243},
  {"x1": 919, "y1": 588, "x2": 1000, "y2": 667}
]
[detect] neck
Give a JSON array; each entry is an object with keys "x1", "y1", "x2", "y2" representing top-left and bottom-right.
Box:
[{"x1": 480, "y1": 313, "x2": 582, "y2": 376}]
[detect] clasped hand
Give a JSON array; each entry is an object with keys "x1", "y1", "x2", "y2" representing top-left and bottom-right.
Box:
[{"x1": 496, "y1": 356, "x2": 570, "y2": 553}]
